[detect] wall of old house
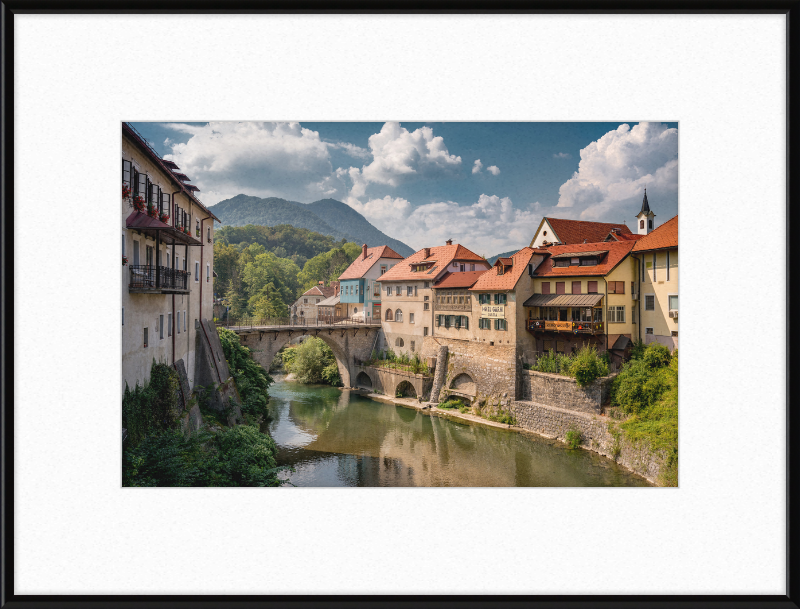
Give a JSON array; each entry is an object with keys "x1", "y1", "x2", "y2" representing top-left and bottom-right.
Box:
[
  {"x1": 636, "y1": 249, "x2": 679, "y2": 350},
  {"x1": 380, "y1": 280, "x2": 433, "y2": 356},
  {"x1": 121, "y1": 134, "x2": 215, "y2": 396}
]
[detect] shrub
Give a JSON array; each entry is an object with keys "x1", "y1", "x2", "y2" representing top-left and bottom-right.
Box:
[
  {"x1": 629, "y1": 338, "x2": 647, "y2": 361},
  {"x1": 567, "y1": 345, "x2": 609, "y2": 387},
  {"x1": 218, "y1": 327, "x2": 273, "y2": 417},
  {"x1": 437, "y1": 399, "x2": 463, "y2": 409},
  {"x1": 643, "y1": 343, "x2": 672, "y2": 369},
  {"x1": 535, "y1": 349, "x2": 574, "y2": 375},
  {"x1": 123, "y1": 426, "x2": 285, "y2": 487},
  {"x1": 122, "y1": 360, "x2": 182, "y2": 448},
  {"x1": 283, "y1": 336, "x2": 342, "y2": 386},
  {"x1": 565, "y1": 425, "x2": 582, "y2": 449}
]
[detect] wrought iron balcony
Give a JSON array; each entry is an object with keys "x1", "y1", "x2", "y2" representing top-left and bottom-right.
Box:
[
  {"x1": 526, "y1": 319, "x2": 604, "y2": 334},
  {"x1": 129, "y1": 265, "x2": 190, "y2": 293}
]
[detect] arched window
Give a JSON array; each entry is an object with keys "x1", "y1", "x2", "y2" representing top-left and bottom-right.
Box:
[
  {"x1": 386, "y1": 309, "x2": 393, "y2": 321},
  {"x1": 395, "y1": 309, "x2": 403, "y2": 322},
  {"x1": 648, "y1": 220, "x2": 653, "y2": 229},
  {"x1": 354, "y1": 307, "x2": 358, "y2": 314},
  {"x1": 640, "y1": 219, "x2": 645, "y2": 229},
  {"x1": 395, "y1": 337, "x2": 404, "y2": 347}
]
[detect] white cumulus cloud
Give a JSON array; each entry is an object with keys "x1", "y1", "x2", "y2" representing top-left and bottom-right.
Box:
[
  {"x1": 472, "y1": 159, "x2": 483, "y2": 174},
  {"x1": 344, "y1": 193, "x2": 537, "y2": 256},
  {"x1": 340, "y1": 122, "x2": 462, "y2": 199},
  {"x1": 556, "y1": 122, "x2": 678, "y2": 222},
  {"x1": 553, "y1": 152, "x2": 571, "y2": 159},
  {"x1": 162, "y1": 121, "x2": 338, "y2": 206},
  {"x1": 487, "y1": 165, "x2": 501, "y2": 176}
]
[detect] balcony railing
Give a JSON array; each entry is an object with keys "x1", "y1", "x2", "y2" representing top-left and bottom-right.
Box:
[
  {"x1": 527, "y1": 319, "x2": 604, "y2": 334},
  {"x1": 129, "y1": 265, "x2": 190, "y2": 293}
]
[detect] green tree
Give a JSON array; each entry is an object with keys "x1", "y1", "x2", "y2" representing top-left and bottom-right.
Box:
[
  {"x1": 297, "y1": 243, "x2": 361, "y2": 294},
  {"x1": 284, "y1": 337, "x2": 342, "y2": 386}
]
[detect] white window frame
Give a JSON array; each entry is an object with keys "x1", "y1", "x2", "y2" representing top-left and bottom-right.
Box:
[
  {"x1": 645, "y1": 294, "x2": 655, "y2": 311},
  {"x1": 645, "y1": 327, "x2": 654, "y2": 335},
  {"x1": 668, "y1": 293, "x2": 679, "y2": 312},
  {"x1": 609, "y1": 306, "x2": 626, "y2": 323}
]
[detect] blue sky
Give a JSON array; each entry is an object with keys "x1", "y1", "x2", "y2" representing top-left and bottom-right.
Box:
[{"x1": 130, "y1": 121, "x2": 678, "y2": 257}]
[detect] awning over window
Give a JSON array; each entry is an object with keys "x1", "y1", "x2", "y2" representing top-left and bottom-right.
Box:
[
  {"x1": 125, "y1": 211, "x2": 203, "y2": 246},
  {"x1": 523, "y1": 293, "x2": 604, "y2": 307}
]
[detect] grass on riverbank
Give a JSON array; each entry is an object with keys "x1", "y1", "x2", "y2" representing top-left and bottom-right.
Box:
[
  {"x1": 364, "y1": 349, "x2": 431, "y2": 375},
  {"x1": 609, "y1": 343, "x2": 678, "y2": 486}
]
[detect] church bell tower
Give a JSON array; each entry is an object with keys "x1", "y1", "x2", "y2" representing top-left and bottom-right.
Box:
[{"x1": 636, "y1": 188, "x2": 656, "y2": 235}]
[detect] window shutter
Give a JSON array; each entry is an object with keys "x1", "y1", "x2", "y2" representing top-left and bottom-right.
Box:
[
  {"x1": 174, "y1": 203, "x2": 179, "y2": 227},
  {"x1": 122, "y1": 160, "x2": 132, "y2": 187},
  {"x1": 588, "y1": 281, "x2": 597, "y2": 294},
  {"x1": 572, "y1": 281, "x2": 581, "y2": 294},
  {"x1": 462, "y1": 316, "x2": 469, "y2": 330},
  {"x1": 556, "y1": 282, "x2": 565, "y2": 295},
  {"x1": 162, "y1": 192, "x2": 170, "y2": 216},
  {"x1": 138, "y1": 173, "x2": 147, "y2": 200},
  {"x1": 617, "y1": 281, "x2": 625, "y2": 294},
  {"x1": 542, "y1": 282, "x2": 550, "y2": 295}
]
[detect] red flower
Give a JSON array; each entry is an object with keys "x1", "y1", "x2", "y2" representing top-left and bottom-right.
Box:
[
  {"x1": 132, "y1": 195, "x2": 145, "y2": 212},
  {"x1": 122, "y1": 184, "x2": 132, "y2": 199}
]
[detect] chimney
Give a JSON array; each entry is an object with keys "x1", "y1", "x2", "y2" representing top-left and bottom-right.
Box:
[
  {"x1": 362, "y1": 243, "x2": 368, "y2": 260},
  {"x1": 318, "y1": 280, "x2": 324, "y2": 286},
  {"x1": 423, "y1": 247, "x2": 430, "y2": 259},
  {"x1": 446, "y1": 239, "x2": 453, "y2": 246}
]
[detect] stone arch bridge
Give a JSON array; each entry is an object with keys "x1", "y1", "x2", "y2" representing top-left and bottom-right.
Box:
[{"x1": 227, "y1": 323, "x2": 381, "y2": 387}]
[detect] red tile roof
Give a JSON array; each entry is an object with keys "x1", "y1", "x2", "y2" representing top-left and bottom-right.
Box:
[
  {"x1": 433, "y1": 270, "x2": 487, "y2": 289},
  {"x1": 632, "y1": 215, "x2": 678, "y2": 252},
  {"x1": 379, "y1": 243, "x2": 488, "y2": 282},
  {"x1": 607, "y1": 232, "x2": 644, "y2": 241},
  {"x1": 536, "y1": 217, "x2": 633, "y2": 245},
  {"x1": 301, "y1": 281, "x2": 338, "y2": 298},
  {"x1": 471, "y1": 247, "x2": 536, "y2": 291},
  {"x1": 337, "y1": 245, "x2": 404, "y2": 280},
  {"x1": 533, "y1": 241, "x2": 635, "y2": 277}
]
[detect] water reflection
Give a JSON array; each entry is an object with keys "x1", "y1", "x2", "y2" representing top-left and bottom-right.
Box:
[{"x1": 266, "y1": 377, "x2": 650, "y2": 487}]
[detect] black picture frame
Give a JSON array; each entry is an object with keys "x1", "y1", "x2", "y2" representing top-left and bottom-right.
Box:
[{"x1": 1, "y1": 3, "x2": 796, "y2": 608}]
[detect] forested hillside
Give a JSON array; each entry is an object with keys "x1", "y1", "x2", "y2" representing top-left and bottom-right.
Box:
[
  {"x1": 213, "y1": 224, "x2": 362, "y2": 319},
  {"x1": 208, "y1": 194, "x2": 414, "y2": 257},
  {"x1": 216, "y1": 224, "x2": 345, "y2": 268}
]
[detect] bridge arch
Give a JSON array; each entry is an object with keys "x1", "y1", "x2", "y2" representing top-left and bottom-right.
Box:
[
  {"x1": 396, "y1": 380, "x2": 417, "y2": 398},
  {"x1": 237, "y1": 326, "x2": 379, "y2": 389},
  {"x1": 355, "y1": 371, "x2": 373, "y2": 390},
  {"x1": 449, "y1": 373, "x2": 477, "y2": 395}
]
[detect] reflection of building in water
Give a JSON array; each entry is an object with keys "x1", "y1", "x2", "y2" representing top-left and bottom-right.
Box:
[{"x1": 281, "y1": 388, "x2": 644, "y2": 486}]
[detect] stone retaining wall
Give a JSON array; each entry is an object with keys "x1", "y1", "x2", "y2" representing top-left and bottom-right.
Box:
[
  {"x1": 511, "y1": 400, "x2": 667, "y2": 484},
  {"x1": 521, "y1": 369, "x2": 615, "y2": 414},
  {"x1": 354, "y1": 365, "x2": 433, "y2": 400}
]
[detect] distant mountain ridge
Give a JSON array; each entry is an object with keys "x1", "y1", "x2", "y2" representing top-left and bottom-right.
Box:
[
  {"x1": 487, "y1": 250, "x2": 518, "y2": 265},
  {"x1": 209, "y1": 194, "x2": 414, "y2": 257}
]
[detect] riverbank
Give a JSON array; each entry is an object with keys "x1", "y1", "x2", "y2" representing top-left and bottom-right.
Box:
[{"x1": 352, "y1": 388, "x2": 659, "y2": 486}]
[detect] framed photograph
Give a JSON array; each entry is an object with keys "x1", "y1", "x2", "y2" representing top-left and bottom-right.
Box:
[{"x1": 3, "y1": 4, "x2": 795, "y2": 607}]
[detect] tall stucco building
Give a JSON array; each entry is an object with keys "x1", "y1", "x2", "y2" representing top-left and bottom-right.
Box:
[
  {"x1": 632, "y1": 214, "x2": 678, "y2": 350},
  {"x1": 380, "y1": 240, "x2": 490, "y2": 356},
  {"x1": 121, "y1": 122, "x2": 219, "y2": 395},
  {"x1": 338, "y1": 244, "x2": 404, "y2": 321}
]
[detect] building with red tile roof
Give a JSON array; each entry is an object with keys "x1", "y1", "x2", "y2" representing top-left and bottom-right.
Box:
[
  {"x1": 531, "y1": 241, "x2": 636, "y2": 278},
  {"x1": 529, "y1": 217, "x2": 633, "y2": 248},
  {"x1": 379, "y1": 240, "x2": 491, "y2": 357},
  {"x1": 337, "y1": 244, "x2": 405, "y2": 322},
  {"x1": 632, "y1": 214, "x2": 678, "y2": 253}
]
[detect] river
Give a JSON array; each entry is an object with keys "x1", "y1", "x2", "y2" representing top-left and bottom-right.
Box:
[{"x1": 264, "y1": 376, "x2": 650, "y2": 487}]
